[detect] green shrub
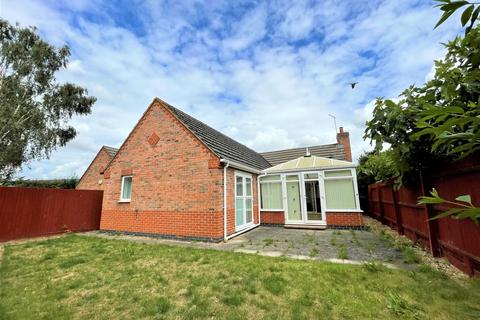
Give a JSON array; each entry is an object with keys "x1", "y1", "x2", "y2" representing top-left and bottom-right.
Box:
[{"x1": 0, "y1": 177, "x2": 78, "y2": 189}]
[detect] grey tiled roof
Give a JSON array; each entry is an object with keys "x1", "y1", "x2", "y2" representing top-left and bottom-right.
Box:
[
  {"x1": 260, "y1": 143, "x2": 347, "y2": 166},
  {"x1": 103, "y1": 146, "x2": 118, "y2": 158},
  {"x1": 164, "y1": 103, "x2": 272, "y2": 170}
]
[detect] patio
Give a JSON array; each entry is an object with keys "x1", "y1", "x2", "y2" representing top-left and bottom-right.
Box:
[{"x1": 85, "y1": 225, "x2": 412, "y2": 269}]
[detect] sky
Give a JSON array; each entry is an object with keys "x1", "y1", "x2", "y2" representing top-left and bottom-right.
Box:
[{"x1": 1, "y1": 0, "x2": 462, "y2": 179}]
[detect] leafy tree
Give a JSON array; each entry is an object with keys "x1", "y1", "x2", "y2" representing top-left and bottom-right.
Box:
[
  {"x1": 0, "y1": 177, "x2": 78, "y2": 189},
  {"x1": 434, "y1": 0, "x2": 480, "y2": 35},
  {"x1": 412, "y1": 16, "x2": 480, "y2": 158},
  {"x1": 0, "y1": 19, "x2": 96, "y2": 179},
  {"x1": 356, "y1": 150, "x2": 399, "y2": 212},
  {"x1": 364, "y1": 1, "x2": 480, "y2": 219},
  {"x1": 364, "y1": 95, "x2": 450, "y2": 187},
  {"x1": 357, "y1": 150, "x2": 398, "y2": 183}
]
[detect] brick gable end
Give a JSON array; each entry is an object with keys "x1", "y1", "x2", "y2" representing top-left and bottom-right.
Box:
[
  {"x1": 100, "y1": 101, "x2": 225, "y2": 240},
  {"x1": 76, "y1": 148, "x2": 112, "y2": 190}
]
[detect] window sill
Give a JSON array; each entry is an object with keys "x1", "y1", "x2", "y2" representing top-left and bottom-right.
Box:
[
  {"x1": 260, "y1": 209, "x2": 284, "y2": 212},
  {"x1": 118, "y1": 200, "x2": 131, "y2": 203}
]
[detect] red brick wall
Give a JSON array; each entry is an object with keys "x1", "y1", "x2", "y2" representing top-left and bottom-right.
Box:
[
  {"x1": 336, "y1": 127, "x2": 352, "y2": 162},
  {"x1": 100, "y1": 101, "x2": 225, "y2": 240},
  {"x1": 326, "y1": 212, "x2": 363, "y2": 226},
  {"x1": 261, "y1": 211, "x2": 285, "y2": 225},
  {"x1": 226, "y1": 167, "x2": 259, "y2": 236},
  {"x1": 76, "y1": 148, "x2": 112, "y2": 190},
  {"x1": 260, "y1": 210, "x2": 363, "y2": 227}
]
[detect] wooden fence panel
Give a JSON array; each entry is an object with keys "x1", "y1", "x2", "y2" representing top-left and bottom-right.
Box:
[
  {"x1": 366, "y1": 157, "x2": 480, "y2": 276},
  {"x1": 0, "y1": 187, "x2": 103, "y2": 242}
]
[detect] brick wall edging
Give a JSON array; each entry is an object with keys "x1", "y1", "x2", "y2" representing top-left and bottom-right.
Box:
[
  {"x1": 328, "y1": 225, "x2": 369, "y2": 231},
  {"x1": 260, "y1": 223, "x2": 284, "y2": 227},
  {"x1": 100, "y1": 230, "x2": 224, "y2": 243}
]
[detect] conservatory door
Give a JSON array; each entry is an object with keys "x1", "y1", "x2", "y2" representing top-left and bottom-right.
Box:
[
  {"x1": 303, "y1": 172, "x2": 326, "y2": 224},
  {"x1": 284, "y1": 174, "x2": 303, "y2": 223}
]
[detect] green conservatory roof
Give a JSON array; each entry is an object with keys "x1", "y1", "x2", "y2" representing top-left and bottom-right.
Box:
[{"x1": 263, "y1": 155, "x2": 355, "y2": 173}]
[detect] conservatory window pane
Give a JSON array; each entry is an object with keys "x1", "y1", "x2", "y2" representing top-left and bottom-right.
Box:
[
  {"x1": 260, "y1": 182, "x2": 283, "y2": 209},
  {"x1": 304, "y1": 173, "x2": 318, "y2": 179},
  {"x1": 324, "y1": 170, "x2": 352, "y2": 178},
  {"x1": 260, "y1": 175, "x2": 281, "y2": 182},
  {"x1": 324, "y1": 178, "x2": 356, "y2": 209}
]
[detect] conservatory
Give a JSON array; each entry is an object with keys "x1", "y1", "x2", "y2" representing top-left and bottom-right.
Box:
[{"x1": 259, "y1": 154, "x2": 362, "y2": 227}]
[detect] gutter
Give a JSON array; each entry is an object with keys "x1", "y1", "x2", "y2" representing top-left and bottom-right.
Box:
[{"x1": 221, "y1": 159, "x2": 263, "y2": 174}]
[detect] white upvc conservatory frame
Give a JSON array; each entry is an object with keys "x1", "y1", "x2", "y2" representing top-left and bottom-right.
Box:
[
  {"x1": 322, "y1": 167, "x2": 361, "y2": 213},
  {"x1": 260, "y1": 167, "x2": 362, "y2": 225}
]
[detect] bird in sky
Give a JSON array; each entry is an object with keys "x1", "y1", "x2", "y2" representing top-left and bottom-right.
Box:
[{"x1": 350, "y1": 82, "x2": 358, "y2": 89}]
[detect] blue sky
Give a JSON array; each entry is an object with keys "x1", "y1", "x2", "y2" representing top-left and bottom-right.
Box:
[{"x1": 2, "y1": 0, "x2": 461, "y2": 179}]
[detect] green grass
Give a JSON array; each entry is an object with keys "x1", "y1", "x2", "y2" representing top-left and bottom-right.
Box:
[
  {"x1": 330, "y1": 233, "x2": 337, "y2": 246},
  {"x1": 350, "y1": 230, "x2": 361, "y2": 247},
  {"x1": 262, "y1": 238, "x2": 274, "y2": 247},
  {"x1": 378, "y1": 229, "x2": 422, "y2": 264},
  {"x1": 309, "y1": 247, "x2": 319, "y2": 258},
  {"x1": 337, "y1": 243, "x2": 348, "y2": 260},
  {"x1": 1, "y1": 235, "x2": 480, "y2": 319}
]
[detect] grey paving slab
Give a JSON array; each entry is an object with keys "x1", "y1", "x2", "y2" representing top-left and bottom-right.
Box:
[{"x1": 82, "y1": 226, "x2": 411, "y2": 269}]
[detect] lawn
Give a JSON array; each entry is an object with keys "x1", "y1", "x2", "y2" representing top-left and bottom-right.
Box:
[{"x1": 1, "y1": 235, "x2": 480, "y2": 319}]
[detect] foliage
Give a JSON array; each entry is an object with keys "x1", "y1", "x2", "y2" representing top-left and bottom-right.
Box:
[
  {"x1": 0, "y1": 177, "x2": 78, "y2": 189},
  {"x1": 418, "y1": 188, "x2": 480, "y2": 222},
  {"x1": 357, "y1": 150, "x2": 398, "y2": 183},
  {"x1": 0, "y1": 19, "x2": 96, "y2": 179},
  {"x1": 364, "y1": 96, "x2": 449, "y2": 187},
  {"x1": 435, "y1": 0, "x2": 480, "y2": 35},
  {"x1": 411, "y1": 25, "x2": 480, "y2": 158},
  {"x1": 356, "y1": 150, "x2": 399, "y2": 212},
  {"x1": 364, "y1": 23, "x2": 480, "y2": 187}
]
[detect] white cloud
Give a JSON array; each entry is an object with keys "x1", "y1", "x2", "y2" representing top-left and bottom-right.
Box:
[
  {"x1": 1, "y1": 0, "x2": 463, "y2": 178},
  {"x1": 223, "y1": 4, "x2": 268, "y2": 51}
]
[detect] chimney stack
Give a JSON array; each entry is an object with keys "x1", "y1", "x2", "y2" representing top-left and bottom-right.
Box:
[{"x1": 336, "y1": 127, "x2": 352, "y2": 162}]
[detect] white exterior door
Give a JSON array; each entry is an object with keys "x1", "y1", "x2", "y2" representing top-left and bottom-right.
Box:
[
  {"x1": 283, "y1": 172, "x2": 326, "y2": 225},
  {"x1": 235, "y1": 172, "x2": 253, "y2": 231},
  {"x1": 284, "y1": 174, "x2": 303, "y2": 224}
]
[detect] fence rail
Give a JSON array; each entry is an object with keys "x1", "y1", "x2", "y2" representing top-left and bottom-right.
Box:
[
  {"x1": 0, "y1": 187, "x2": 103, "y2": 242},
  {"x1": 368, "y1": 157, "x2": 480, "y2": 276}
]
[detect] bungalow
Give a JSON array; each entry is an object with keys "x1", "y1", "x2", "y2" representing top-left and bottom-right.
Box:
[
  {"x1": 76, "y1": 145, "x2": 118, "y2": 190},
  {"x1": 81, "y1": 98, "x2": 362, "y2": 242}
]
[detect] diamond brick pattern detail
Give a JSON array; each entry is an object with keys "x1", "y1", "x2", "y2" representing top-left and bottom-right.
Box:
[{"x1": 148, "y1": 132, "x2": 160, "y2": 146}]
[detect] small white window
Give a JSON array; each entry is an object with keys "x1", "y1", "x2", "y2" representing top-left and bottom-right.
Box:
[{"x1": 120, "y1": 176, "x2": 132, "y2": 202}]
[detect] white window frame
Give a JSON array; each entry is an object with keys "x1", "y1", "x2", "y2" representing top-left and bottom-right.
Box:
[
  {"x1": 234, "y1": 171, "x2": 254, "y2": 231},
  {"x1": 322, "y1": 168, "x2": 361, "y2": 212},
  {"x1": 259, "y1": 175, "x2": 284, "y2": 211},
  {"x1": 119, "y1": 175, "x2": 132, "y2": 203}
]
